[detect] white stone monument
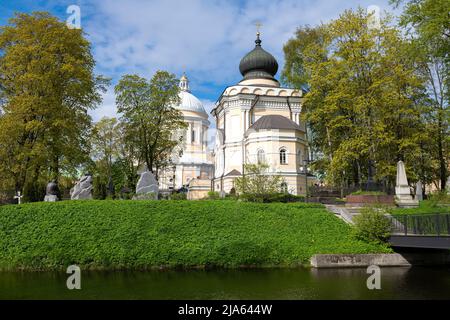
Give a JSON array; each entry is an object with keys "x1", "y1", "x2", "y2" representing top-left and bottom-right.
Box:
[
  {"x1": 395, "y1": 161, "x2": 419, "y2": 208},
  {"x1": 133, "y1": 170, "x2": 159, "y2": 200},
  {"x1": 415, "y1": 181, "x2": 423, "y2": 202},
  {"x1": 70, "y1": 174, "x2": 93, "y2": 200}
]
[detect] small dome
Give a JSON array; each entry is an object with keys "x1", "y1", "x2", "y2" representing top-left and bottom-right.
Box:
[
  {"x1": 178, "y1": 91, "x2": 207, "y2": 115},
  {"x1": 239, "y1": 33, "x2": 279, "y2": 82},
  {"x1": 175, "y1": 73, "x2": 207, "y2": 116}
]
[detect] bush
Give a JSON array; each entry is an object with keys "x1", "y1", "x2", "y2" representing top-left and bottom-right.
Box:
[
  {"x1": 207, "y1": 191, "x2": 220, "y2": 200},
  {"x1": 239, "y1": 192, "x2": 305, "y2": 203},
  {"x1": 428, "y1": 192, "x2": 450, "y2": 206},
  {"x1": 351, "y1": 190, "x2": 387, "y2": 196},
  {"x1": 170, "y1": 192, "x2": 187, "y2": 200},
  {"x1": 352, "y1": 207, "x2": 391, "y2": 244}
]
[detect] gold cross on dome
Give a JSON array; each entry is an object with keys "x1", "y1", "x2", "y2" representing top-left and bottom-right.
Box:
[{"x1": 255, "y1": 21, "x2": 262, "y2": 35}]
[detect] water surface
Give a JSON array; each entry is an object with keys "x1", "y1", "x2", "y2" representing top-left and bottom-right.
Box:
[{"x1": 1, "y1": 267, "x2": 449, "y2": 300}]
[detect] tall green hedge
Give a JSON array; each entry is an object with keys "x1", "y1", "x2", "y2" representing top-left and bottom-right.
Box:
[{"x1": 0, "y1": 201, "x2": 391, "y2": 270}]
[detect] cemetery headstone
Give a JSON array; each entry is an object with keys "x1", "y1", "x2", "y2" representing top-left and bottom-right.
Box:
[
  {"x1": 133, "y1": 170, "x2": 159, "y2": 200},
  {"x1": 70, "y1": 173, "x2": 93, "y2": 200},
  {"x1": 415, "y1": 181, "x2": 423, "y2": 202},
  {"x1": 44, "y1": 180, "x2": 59, "y2": 202}
]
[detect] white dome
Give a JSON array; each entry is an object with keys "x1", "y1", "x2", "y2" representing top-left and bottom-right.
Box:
[
  {"x1": 177, "y1": 90, "x2": 207, "y2": 115},
  {"x1": 174, "y1": 73, "x2": 207, "y2": 116}
]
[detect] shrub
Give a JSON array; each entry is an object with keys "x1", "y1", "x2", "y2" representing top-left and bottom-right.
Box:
[
  {"x1": 428, "y1": 192, "x2": 450, "y2": 206},
  {"x1": 235, "y1": 163, "x2": 283, "y2": 197},
  {"x1": 352, "y1": 207, "x2": 391, "y2": 244},
  {"x1": 351, "y1": 190, "x2": 387, "y2": 196},
  {"x1": 239, "y1": 192, "x2": 304, "y2": 203},
  {"x1": 170, "y1": 192, "x2": 187, "y2": 200},
  {"x1": 207, "y1": 191, "x2": 220, "y2": 200}
]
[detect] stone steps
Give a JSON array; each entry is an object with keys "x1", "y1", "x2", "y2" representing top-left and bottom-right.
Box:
[{"x1": 325, "y1": 205, "x2": 363, "y2": 225}]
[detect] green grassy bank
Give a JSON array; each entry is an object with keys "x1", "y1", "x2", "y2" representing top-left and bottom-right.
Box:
[
  {"x1": 0, "y1": 200, "x2": 391, "y2": 271},
  {"x1": 389, "y1": 200, "x2": 450, "y2": 215}
]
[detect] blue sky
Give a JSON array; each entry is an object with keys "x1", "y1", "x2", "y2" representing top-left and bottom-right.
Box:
[{"x1": 0, "y1": 0, "x2": 400, "y2": 122}]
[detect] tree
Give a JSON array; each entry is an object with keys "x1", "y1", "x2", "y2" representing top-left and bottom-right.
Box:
[
  {"x1": 282, "y1": 9, "x2": 429, "y2": 192},
  {"x1": 90, "y1": 117, "x2": 121, "y2": 197},
  {"x1": 391, "y1": 0, "x2": 449, "y2": 191},
  {"x1": 235, "y1": 163, "x2": 284, "y2": 202},
  {"x1": 115, "y1": 71, "x2": 187, "y2": 179},
  {"x1": 0, "y1": 12, "x2": 108, "y2": 201}
]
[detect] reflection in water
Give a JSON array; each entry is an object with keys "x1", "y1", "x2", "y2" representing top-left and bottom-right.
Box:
[{"x1": 0, "y1": 267, "x2": 449, "y2": 300}]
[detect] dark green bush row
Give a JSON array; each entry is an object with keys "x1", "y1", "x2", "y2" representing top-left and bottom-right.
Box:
[
  {"x1": 0, "y1": 200, "x2": 391, "y2": 270},
  {"x1": 237, "y1": 192, "x2": 305, "y2": 203}
]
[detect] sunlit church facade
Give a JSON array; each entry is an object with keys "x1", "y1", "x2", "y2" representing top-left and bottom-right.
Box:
[
  {"x1": 160, "y1": 32, "x2": 311, "y2": 199},
  {"x1": 158, "y1": 74, "x2": 214, "y2": 200}
]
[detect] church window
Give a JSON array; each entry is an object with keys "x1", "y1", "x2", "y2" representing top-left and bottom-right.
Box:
[
  {"x1": 280, "y1": 182, "x2": 288, "y2": 194},
  {"x1": 257, "y1": 149, "x2": 265, "y2": 164},
  {"x1": 280, "y1": 148, "x2": 287, "y2": 165},
  {"x1": 297, "y1": 150, "x2": 302, "y2": 166},
  {"x1": 191, "y1": 129, "x2": 196, "y2": 143}
]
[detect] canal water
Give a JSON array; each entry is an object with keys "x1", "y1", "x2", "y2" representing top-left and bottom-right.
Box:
[{"x1": 1, "y1": 267, "x2": 449, "y2": 300}]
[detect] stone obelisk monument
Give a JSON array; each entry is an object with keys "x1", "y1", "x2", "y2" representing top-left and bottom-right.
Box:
[{"x1": 395, "y1": 161, "x2": 419, "y2": 208}]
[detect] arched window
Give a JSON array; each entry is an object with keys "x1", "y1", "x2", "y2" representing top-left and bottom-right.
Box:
[
  {"x1": 280, "y1": 148, "x2": 287, "y2": 165},
  {"x1": 280, "y1": 182, "x2": 288, "y2": 194},
  {"x1": 257, "y1": 149, "x2": 265, "y2": 164}
]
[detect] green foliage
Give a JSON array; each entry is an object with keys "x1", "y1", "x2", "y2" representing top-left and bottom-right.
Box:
[
  {"x1": 0, "y1": 201, "x2": 390, "y2": 270},
  {"x1": 115, "y1": 71, "x2": 187, "y2": 175},
  {"x1": 428, "y1": 192, "x2": 450, "y2": 205},
  {"x1": 170, "y1": 192, "x2": 187, "y2": 200},
  {"x1": 352, "y1": 207, "x2": 392, "y2": 244},
  {"x1": 391, "y1": 0, "x2": 449, "y2": 191},
  {"x1": 282, "y1": 8, "x2": 436, "y2": 190},
  {"x1": 240, "y1": 192, "x2": 305, "y2": 203},
  {"x1": 235, "y1": 163, "x2": 285, "y2": 202},
  {"x1": 0, "y1": 12, "x2": 109, "y2": 200},
  {"x1": 206, "y1": 191, "x2": 221, "y2": 200},
  {"x1": 351, "y1": 190, "x2": 387, "y2": 196},
  {"x1": 92, "y1": 175, "x2": 107, "y2": 200},
  {"x1": 389, "y1": 199, "x2": 450, "y2": 215}
]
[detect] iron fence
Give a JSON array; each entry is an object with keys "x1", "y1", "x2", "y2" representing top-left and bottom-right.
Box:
[{"x1": 389, "y1": 213, "x2": 450, "y2": 236}]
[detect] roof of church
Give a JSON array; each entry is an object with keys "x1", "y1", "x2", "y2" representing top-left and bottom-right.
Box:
[
  {"x1": 239, "y1": 33, "x2": 279, "y2": 83},
  {"x1": 247, "y1": 115, "x2": 302, "y2": 132},
  {"x1": 174, "y1": 73, "x2": 208, "y2": 116},
  {"x1": 225, "y1": 169, "x2": 242, "y2": 177}
]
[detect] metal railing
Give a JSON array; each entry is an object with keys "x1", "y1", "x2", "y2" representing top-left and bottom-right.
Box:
[{"x1": 389, "y1": 213, "x2": 450, "y2": 237}]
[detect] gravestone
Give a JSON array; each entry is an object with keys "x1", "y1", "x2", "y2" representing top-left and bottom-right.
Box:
[
  {"x1": 44, "y1": 180, "x2": 59, "y2": 202},
  {"x1": 415, "y1": 181, "x2": 423, "y2": 202},
  {"x1": 395, "y1": 161, "x2": 418, "y2": 208},
  {"x1": 70, "y1": 174, "x2": 93, "y2": 200},
  {"x1": 133, "y1": 170, "x2": 159, "y2": 200},
  {"x1": 14, "y1": 191, "x2": 23, "y2": 205}
]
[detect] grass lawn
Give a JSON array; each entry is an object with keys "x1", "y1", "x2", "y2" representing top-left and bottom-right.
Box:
[
  {"x1": 388, "y1": 200, "x2": 450, "y2": 215},
  {"x1": 0, "y1": 200, "x2": 391, "y2": 271}
]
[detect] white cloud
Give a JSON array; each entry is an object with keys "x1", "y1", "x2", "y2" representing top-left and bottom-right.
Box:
[{"x1": 77, "y1": 0, "x2": 398, "y2": 120}]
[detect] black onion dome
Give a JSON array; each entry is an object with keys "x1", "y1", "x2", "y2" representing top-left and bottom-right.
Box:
[{"x1": 239, "y1": 33, "x2": 279, "y2": 82}]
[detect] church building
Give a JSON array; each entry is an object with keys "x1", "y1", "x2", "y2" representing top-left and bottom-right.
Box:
[
  {"x1": 159, "y1": 73, "x2": 214, "y2": 199},
  {"x1": 211, "y1": 32, "x2": 310, "y2": 196}
]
